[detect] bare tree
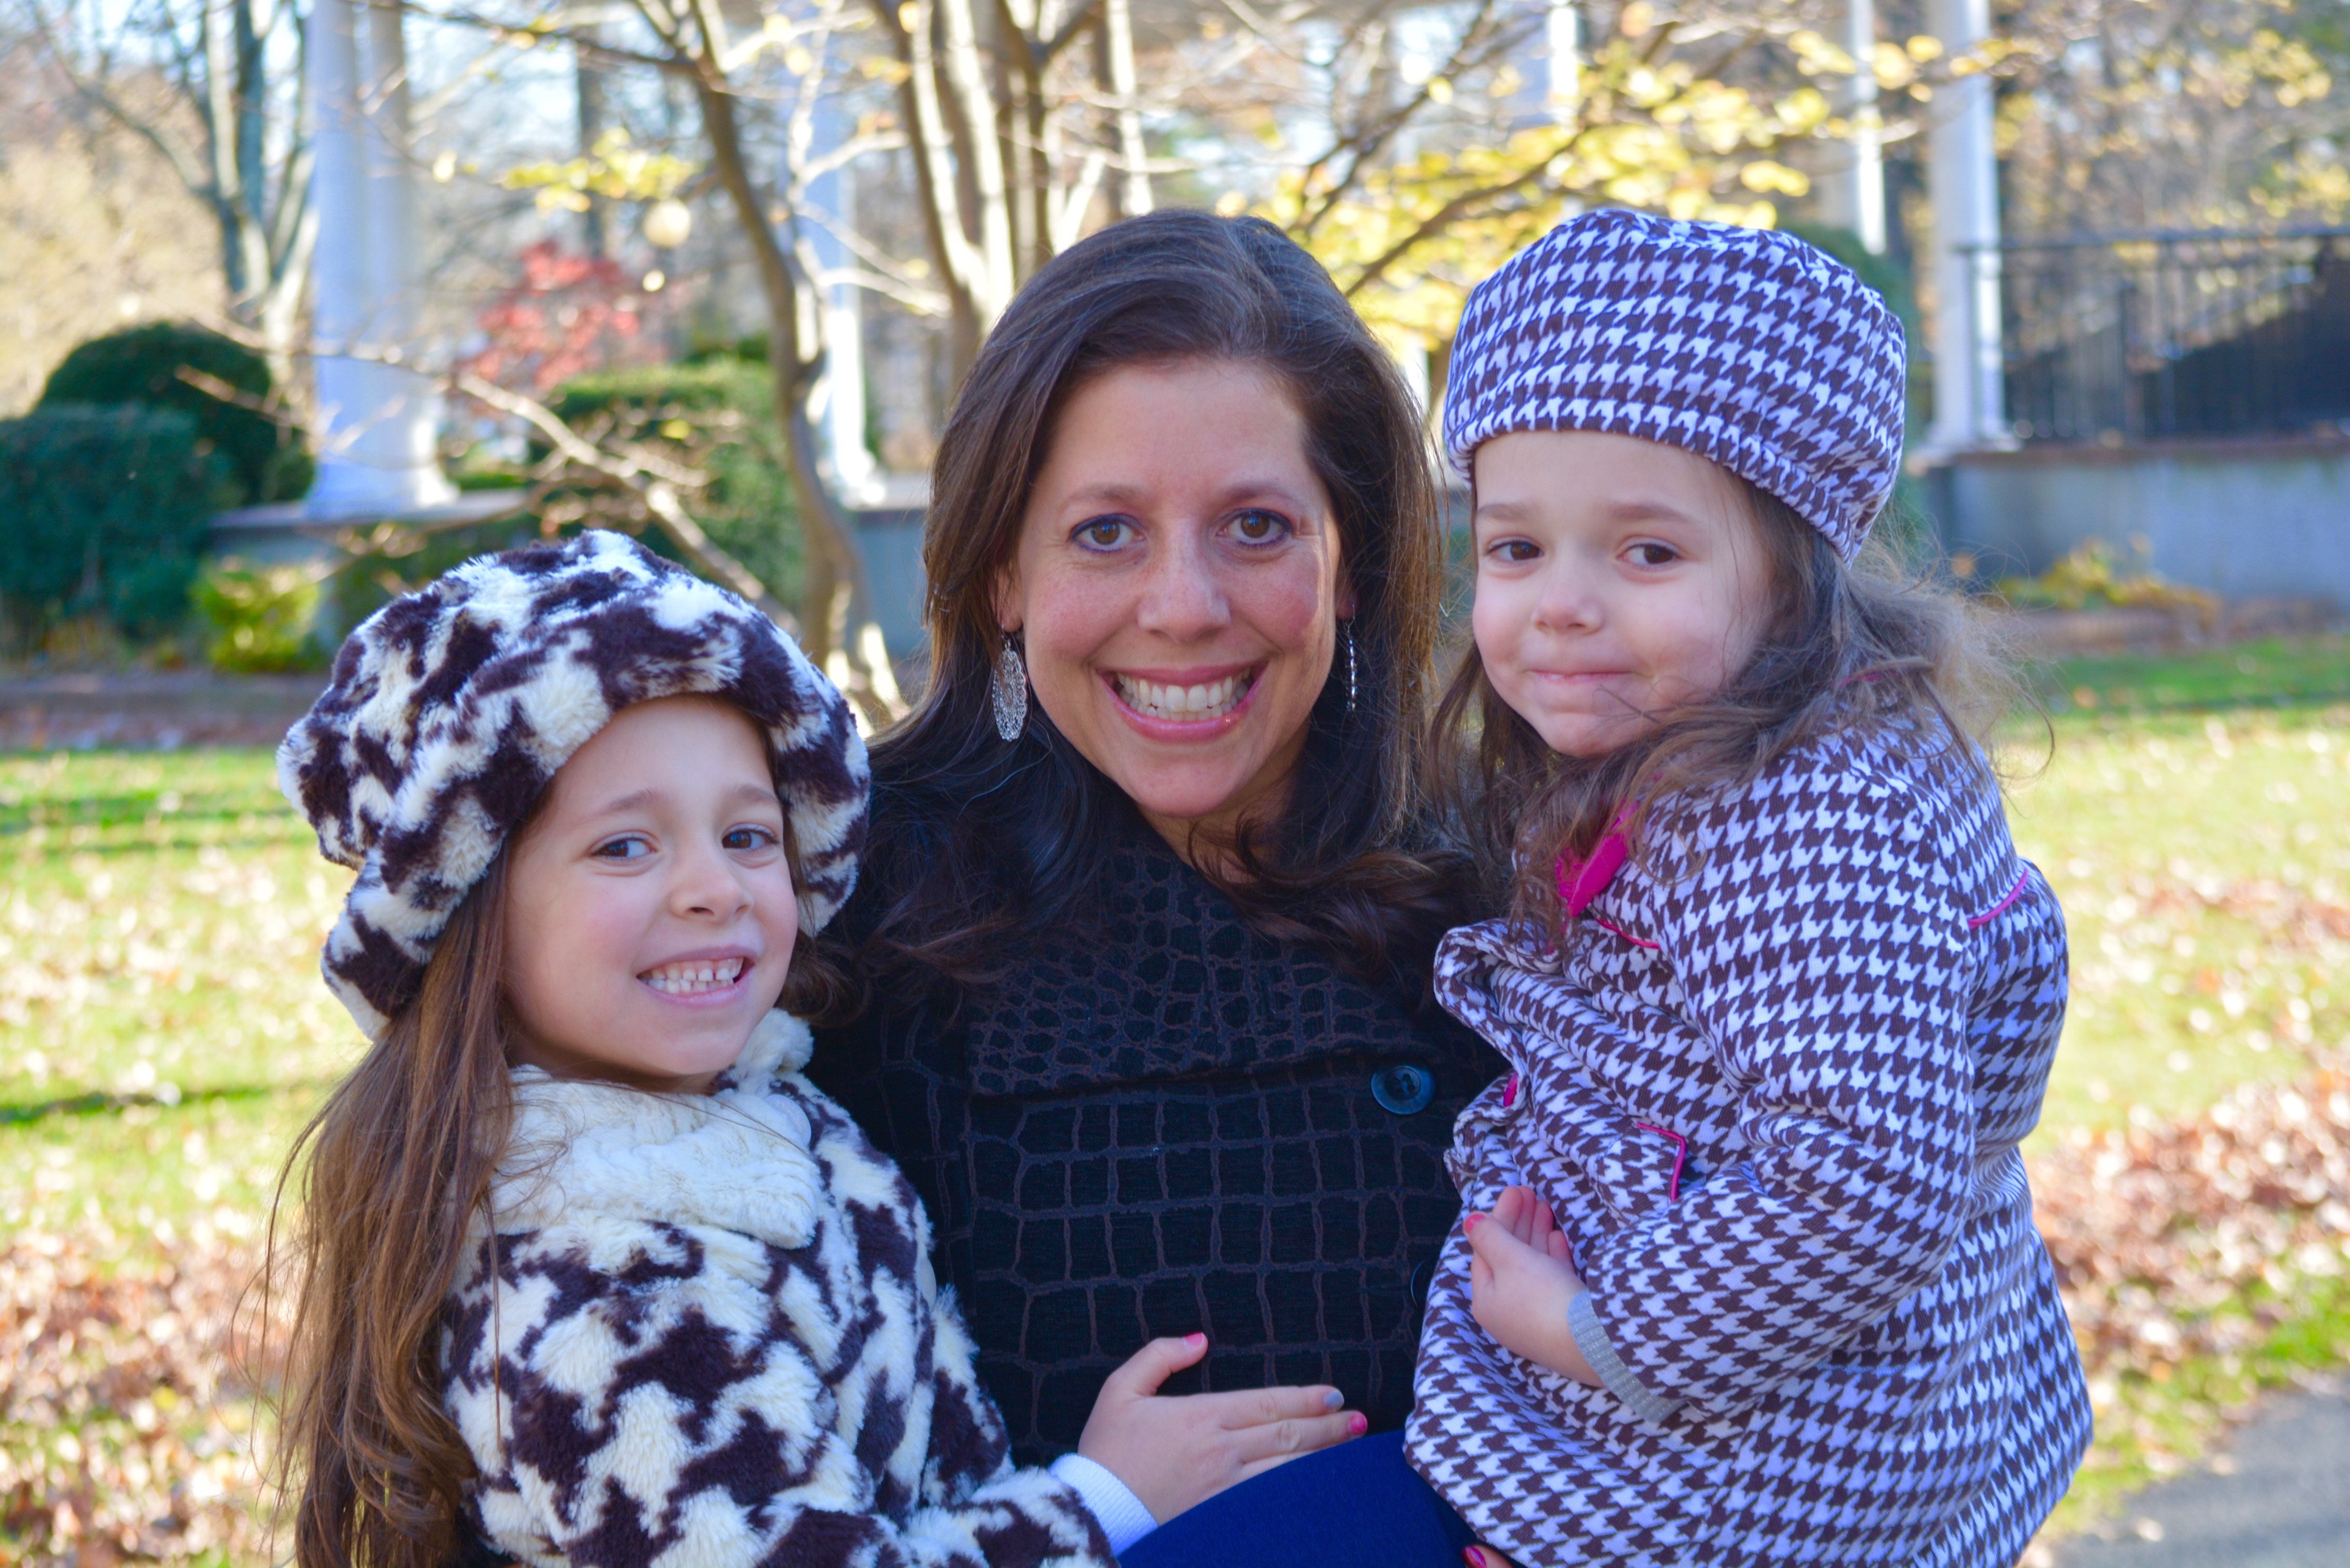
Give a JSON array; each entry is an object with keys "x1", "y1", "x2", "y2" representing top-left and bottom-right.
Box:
[{"x1": 22, "y1": 0, "x2": 315, "y2": 382}]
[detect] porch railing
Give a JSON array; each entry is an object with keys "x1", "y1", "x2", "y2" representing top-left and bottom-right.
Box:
[{"x1": 1992, "y1": 228, "x2": 2350, "y2": 444}]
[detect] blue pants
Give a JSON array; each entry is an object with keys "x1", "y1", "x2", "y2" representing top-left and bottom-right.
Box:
[{"x1": 1119, "y1": 1431, "x2": 1476, "y2": 1567}]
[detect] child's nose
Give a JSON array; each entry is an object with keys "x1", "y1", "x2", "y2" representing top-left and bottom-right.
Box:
[
  {"x1": 671, "y1": 842, "x2": 754, "y2": 918},
  {"x1": 1530, "y1": 568, "x2": 1603, "y2": 633}
]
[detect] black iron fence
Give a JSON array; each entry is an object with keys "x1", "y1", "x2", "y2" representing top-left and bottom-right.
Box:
[{"x1": 1992, "y1": 228, "x2": 2350, "y2": 444}]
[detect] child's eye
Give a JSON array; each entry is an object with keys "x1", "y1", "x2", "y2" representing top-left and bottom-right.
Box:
[
  {"x1": 1628, "y1": 543, "x2": 1680, "y2": 567},
  {"x1": 1485, "y1": 538, "x2": 1541, "y2": 564},
  {"x1": 1227, "y1": 510, "x2": 1292, "y2": 546},
  {"x1": 723, "y1": 825, "x2": 780, "y2": 852},
  {"x1": 593, "y1": 835, "x2": 653, "y2": 860},
  {"x1": 1074, "y1": 516, "x2": 1137, "y2": 551}
]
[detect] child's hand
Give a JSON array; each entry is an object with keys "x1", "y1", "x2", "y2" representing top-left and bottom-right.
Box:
[
  {"x1": 1076, "y1": 1333, "x2": 1366, "y2": 1523},
  {"x1": 1464, "y1": 1185, "x2": 1601, "y2": 1388}
]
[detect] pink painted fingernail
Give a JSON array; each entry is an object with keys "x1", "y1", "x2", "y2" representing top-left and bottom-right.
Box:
[
  {"x1": 1185, "y1": 1332, "x2": 1206, "y2": 1348},
  {"x1": 1349, "y1": 1412, "x2": 1368, "y2": 1435},
  {"x1": 1462, "y1": 1550, "x2": 1487, "y2": 1568},
  {"x1": 1464, "y1": 1213, "x2": 1483, "y2": 1232}
]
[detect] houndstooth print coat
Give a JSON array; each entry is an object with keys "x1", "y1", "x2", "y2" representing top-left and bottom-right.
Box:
[
  {"x1": 1406, "y1": 713, "x2": 2092, "y2": 1567},
  {"x1": 440, "y1": 1010, "x2": 1115, "y2": 1568}
]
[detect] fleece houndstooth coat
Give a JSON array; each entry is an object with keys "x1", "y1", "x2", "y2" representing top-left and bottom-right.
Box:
[
  {"x1": 1405, "y1": 711, "x2": 2093, "y2": 1567},
  {"x1": 440, "y1": 1010, "x2": 1115, "y2": 1568}
]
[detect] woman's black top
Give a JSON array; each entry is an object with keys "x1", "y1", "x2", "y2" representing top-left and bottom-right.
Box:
[{"x1": 807, "y1": 817, "x2": 1501, "y2": 1466}]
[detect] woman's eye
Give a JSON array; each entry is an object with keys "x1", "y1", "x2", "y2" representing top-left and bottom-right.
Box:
[
  {"x1": 593, "y1": 835, "x2": 652, "y2": 860},
  {"x1": 723, "y1": 825, "x2": 779, "y2": 852},
  {"x1": 1074, "y1": 517, "x2": 1136, "y2": 551},
  {"x1": 1629, "y1": 543, "x2": 1679, "y2": 567},
  {"x1": 1228, "y1": 510, "x2": 1291, "y2": 545}
]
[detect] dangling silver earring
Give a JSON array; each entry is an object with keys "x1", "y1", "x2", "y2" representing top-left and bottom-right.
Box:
[
  {"x1": 1343, "y1": 621, "x2": 1359, "y2": 713},
  {"x1": 990, "y1": 633, "x2": 1029, "y2": 741}
]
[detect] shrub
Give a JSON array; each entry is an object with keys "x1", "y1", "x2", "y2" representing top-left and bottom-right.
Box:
[
  {"x1": 38, "y1": 321, "x2": 313, "y2": 503},
  {"x1": 194, "y1": 562, "x2": 327, "y2": 673},
  {"x1": 0, "y1": 406, "x2": 235, "y2": 650},
  {"x1": 326, "y1": 515, "x2": 545, "y2": 636},
  {"x1": 548, "y1": 358, "x2": 802, "y2": 605}
]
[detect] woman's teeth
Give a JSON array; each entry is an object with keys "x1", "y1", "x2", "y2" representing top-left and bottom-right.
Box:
[
  {"x1": 1113, "y1": 672, "x2": 1254, "y2": 721},
  {"x1": 641, "y1": 958, "x2": 746, "y2": 995}
]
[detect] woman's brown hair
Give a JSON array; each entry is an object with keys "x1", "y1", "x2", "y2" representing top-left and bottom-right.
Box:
[
  {"x1": 1434, "y1": 482, "x2": 2024, "y2": 940},
  {"x1": 270, "y1": 728, "x2": 845, "y2": 1568},
  {"x1": 836, "y1": 209, "x2": 1470, "y2": 992}
]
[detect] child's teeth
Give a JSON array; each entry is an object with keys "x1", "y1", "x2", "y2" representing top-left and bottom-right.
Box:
[{"x1": 646, "y1": 959, "x2": 743, "y2": 994}]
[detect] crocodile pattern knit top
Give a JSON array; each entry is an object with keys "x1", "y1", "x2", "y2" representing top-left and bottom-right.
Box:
[{"x1": 809, "y1": 815, "x2": 1500, "y2": 1466}]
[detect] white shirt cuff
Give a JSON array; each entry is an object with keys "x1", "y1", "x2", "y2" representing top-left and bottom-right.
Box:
[{"x1": 1050, "y1": 1452, "x2": 1159, "y2": 1554}]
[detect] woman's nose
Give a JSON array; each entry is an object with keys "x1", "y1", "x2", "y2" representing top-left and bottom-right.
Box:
[{"x1": 1132, "y1": 527, "x2": 1231, "y2": 640}]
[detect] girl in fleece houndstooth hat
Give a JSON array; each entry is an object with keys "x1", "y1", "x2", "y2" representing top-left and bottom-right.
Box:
[
  {"x1": 1406, "y1": 211, "x2": 2091, "y2": 1566},
  {"x1": 267, "y1": 531, "x2": 1360, "y2": 1568}
]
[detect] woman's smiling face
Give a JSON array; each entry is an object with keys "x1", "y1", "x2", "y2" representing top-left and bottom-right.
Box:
[{"x1": 998, "y1": 358, "x2": 1351, "y2": 851}]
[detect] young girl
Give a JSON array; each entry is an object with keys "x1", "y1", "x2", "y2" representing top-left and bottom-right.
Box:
[
  {"x1": 268, "y1": 530, "x2": 1361, "y2": 1568},
  {"x1": 1404, "y1": 211, "x2": 2093, "y2": 1566}
]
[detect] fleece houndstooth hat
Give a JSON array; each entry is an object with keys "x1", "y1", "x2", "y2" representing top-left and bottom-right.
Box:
[
  {"x1": 279, "y1": 529, "x2": 868, "y2": 1037},
  {"x1": 1442, "y1": 208, "x2": 1907, "y2": 558}
]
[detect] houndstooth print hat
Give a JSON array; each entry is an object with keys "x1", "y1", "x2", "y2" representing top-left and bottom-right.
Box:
[
  {"x1": 279, "y1": 529, "x2": 868, "y2": 1037},
  {"x1": 1442, "y1": 208, "x2": 1907, "y2": 558}
]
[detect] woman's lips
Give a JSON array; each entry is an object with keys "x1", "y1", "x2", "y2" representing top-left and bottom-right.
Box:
[{"x1": 1103, "y1": 665, "x2": 1263, "y2": 736}]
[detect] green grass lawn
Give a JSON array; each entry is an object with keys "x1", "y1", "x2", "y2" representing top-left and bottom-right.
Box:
[
  {"x1": 2006, "y1": 700, "x2": 2350, "y2": 1144},
  {"x1": 2, "y1": 635, "x2": 2346, "y2": 1561},
  {"x1": 1, "y1": 751, "x2": 355, "y2": 1262}
]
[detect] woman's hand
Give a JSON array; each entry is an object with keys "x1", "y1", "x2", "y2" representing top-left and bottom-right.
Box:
[
  {"x1": 1464, "y1": 1185, "x2": 1601, "y2": 1388},
  {"x1": 1076, "y1": 1333, "x2": 1367, "y2": 1523}
]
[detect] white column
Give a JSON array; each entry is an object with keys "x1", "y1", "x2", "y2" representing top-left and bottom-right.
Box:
[
  {"x1": 807, "y1": 107, "x2": 875, "y2": 498},
  {"x1": 1544, "y1": 0, "x2": 1580, "y2": 123},
  {"x1": 1925, "y1": 0, "x2": 2006, "y2": 452},
  {"x1": 1815, "y1": 0, "x2": 1886, "y2": 255},
  {"x1": 305, "y1": 0, "x2": 453, "y2": 517}
]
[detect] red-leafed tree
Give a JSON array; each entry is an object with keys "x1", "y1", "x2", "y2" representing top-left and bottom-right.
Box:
[{"x1": 463, "y1": 240, "x2": 647, "y2": 395}]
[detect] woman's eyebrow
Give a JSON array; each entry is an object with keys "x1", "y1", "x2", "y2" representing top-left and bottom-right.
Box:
[
  {"x1": 1054, "y1": 478, "x2": 1316, "y2": 511},
  {"x1": 1057, "y1": 481, "x2": 1147, "y2": 508}
]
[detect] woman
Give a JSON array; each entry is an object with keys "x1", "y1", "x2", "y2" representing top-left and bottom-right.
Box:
[{"x1": 807, "y1": 211, "x2": 1499, "y2": 1553}]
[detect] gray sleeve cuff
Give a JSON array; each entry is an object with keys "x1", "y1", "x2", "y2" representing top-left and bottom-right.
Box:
[{"x1": 1568, "y1": 1289, "x2": 1681, "y2": 1423}]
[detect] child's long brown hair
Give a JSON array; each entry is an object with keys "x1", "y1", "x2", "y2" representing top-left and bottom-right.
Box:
[
  {"x1": 1433, "y1": 483, "x2": 2027, "y2": 941},
  {"x1": 271, "y1": 854, "x2": 519, "y2": 1568}
]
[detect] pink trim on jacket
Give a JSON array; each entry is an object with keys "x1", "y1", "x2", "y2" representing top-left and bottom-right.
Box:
[
  {"x1": 1635, "y1": 1123, "x2": 1689, "y2": 1202},
  {"x1": 1968, "y1": 868, "x2": 2032, "y2": 928}
]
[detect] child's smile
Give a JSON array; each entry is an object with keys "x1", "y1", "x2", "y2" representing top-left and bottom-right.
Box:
[
  {"x1": 638, "y1": 950, "x2": 754, "y2": 999},
  {"x1": 1470, "y1": 430, "x2": 1774, "y2": 758}
]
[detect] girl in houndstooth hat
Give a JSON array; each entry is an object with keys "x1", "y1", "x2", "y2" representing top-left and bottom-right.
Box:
[
  {"x1": 1406, "y1": 211, "x2": 2091, "y2": 1566},
  {"x1": 264, "y1": 531, "x2": 1360, "y2": 1568}
]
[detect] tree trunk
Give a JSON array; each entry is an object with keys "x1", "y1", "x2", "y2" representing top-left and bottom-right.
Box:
[
  {"x1": 692, "y1": 71, "x2": 902, "y2": 723},
  {"x1": 1101, "y1": 0, "x2": 1150, "y2": 216},
  {"x1": 576, "y1": 23, "x2": 610, "y2": 256}
]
